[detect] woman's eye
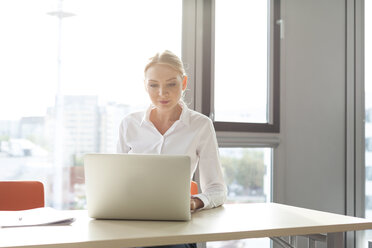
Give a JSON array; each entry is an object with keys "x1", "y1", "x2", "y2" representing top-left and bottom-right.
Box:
[
  {"x1": 168, "y1": 83, "x2": 177, "y2": 87},
  {"x1": 149, "y1": 84, "x2": 158, "y2": 88}
]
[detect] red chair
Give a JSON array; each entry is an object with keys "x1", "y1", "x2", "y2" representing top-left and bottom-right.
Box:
[
  {"x1": 191, "y1": 181, "x2": 198, "y2": 195},
  {"x1": 0, "y1": 181, "x2": 45, "y2": 210}
]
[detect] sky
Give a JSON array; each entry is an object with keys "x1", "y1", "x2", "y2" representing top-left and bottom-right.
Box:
[
  {"x1": 0, "y1": 0, "x2": 271, "y2": 123},
  {"x1": 0, "y1": 0, "x2": 182, "y2": 120},
  {"x1": 214, "y1": 0, "x2": 268, "y2": 123},
  {"x1": 1, "y1": 0, "x2": 368, "y2": 123}
]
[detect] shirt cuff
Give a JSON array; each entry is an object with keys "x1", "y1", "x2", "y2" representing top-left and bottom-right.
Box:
[{"x1": 192, "y1": 193, "x2": 210, "y2": 210}]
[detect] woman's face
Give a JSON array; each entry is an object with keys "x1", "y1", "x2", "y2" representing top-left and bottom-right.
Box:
[{"x1": 145, "y1": 64, "x2": 187, "y2": 112}]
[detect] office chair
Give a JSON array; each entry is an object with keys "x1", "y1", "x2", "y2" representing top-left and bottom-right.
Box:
[
  {"x1": 0, "y1": 181, "x2": 45, "y2": 210},
  {"x1": 191, "y1": 181, "x2": 198, "y2": 195}
]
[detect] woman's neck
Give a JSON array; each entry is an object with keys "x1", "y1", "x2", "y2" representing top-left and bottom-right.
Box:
[{"x1": 151, "y1": 104, "x2": 182, "y2": 123}]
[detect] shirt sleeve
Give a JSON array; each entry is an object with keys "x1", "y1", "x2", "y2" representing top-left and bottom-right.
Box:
[
  {"x1": 194, "y1": 119, "x2": 227, "y2": 209},
  {"x1": 116, "y1": 119, "x2": 130, "y2": 153}
]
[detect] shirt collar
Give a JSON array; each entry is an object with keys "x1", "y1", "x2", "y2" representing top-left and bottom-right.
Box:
[
  {"x1": 140, "y1": 101, "x2": 191, "y2": 127},
  {"x1": 178, "y1": 101, "x2": 191, "y2": 126}
]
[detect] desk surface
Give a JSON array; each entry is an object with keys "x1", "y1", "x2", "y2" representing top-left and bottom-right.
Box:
[{"x1": 1, "y1": 203, "x2": 372, "y2": 248}]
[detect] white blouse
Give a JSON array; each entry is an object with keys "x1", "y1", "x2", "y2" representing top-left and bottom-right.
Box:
[{"x1": 116, "y1": 102, "x2": 227, "y2": 209}]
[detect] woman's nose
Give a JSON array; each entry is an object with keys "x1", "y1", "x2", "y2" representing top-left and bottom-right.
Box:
[{"x1": 159, "y1": 87, "x2": 168, "y2": 96}]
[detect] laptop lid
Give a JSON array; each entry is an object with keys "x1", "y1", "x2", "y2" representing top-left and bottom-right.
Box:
[{"x1": 84, "y1": 153, "x2": 191, "y2": 221}]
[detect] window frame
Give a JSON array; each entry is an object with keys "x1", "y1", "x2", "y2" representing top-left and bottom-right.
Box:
[{"x1": 198, "y1": 0, "x2": 281, "y2": 133}]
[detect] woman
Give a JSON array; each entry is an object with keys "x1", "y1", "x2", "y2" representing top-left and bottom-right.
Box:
[{"x1": 117, "y1": 50, "x2": 227, "y2": 247}]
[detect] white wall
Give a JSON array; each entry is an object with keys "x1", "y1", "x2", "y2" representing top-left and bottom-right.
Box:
[{"x1": 277, "y1": 0, "x2": 347, "y2": 214}]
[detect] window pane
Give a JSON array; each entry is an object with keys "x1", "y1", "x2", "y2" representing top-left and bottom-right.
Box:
[
  {"x1": 366, "y1": 0, "x2": 372, "y2": 220},
  {"x1": 208, "y1": 147, "x2": 272, "y2": 248},
  {"x1": 363, "y1": 1, "x2": 372, "y2": 246},
  {"x1": 221, "y1": 147, "x2": 271, "y2": 203},
  {"x1": 214, "y1": 0, "x2": 268, "y2": 123},
  {"x1": 0, "y1": 0, "x2": 182, "y2": 209}
]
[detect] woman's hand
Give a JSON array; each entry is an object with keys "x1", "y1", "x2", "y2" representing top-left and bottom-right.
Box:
[{"x1": 190, "y1": 197, "x2": 204, "y2": 210}]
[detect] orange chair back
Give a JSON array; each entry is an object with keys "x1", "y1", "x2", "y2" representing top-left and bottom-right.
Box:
[
  {"x1": 0, "y1": 181, "x2": 45, "y2": 211},
  {"x1": 191, "y1": 181, "x2": 198, "y2": 195}
]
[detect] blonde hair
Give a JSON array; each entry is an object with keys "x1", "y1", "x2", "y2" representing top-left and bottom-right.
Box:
[{"x1": 144, "y1": 50, "x2": 186, "y2": 77}]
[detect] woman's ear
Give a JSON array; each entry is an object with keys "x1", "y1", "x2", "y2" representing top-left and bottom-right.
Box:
[{"x1": 182, "y1": 75, "x2": 188, "y2": 91}]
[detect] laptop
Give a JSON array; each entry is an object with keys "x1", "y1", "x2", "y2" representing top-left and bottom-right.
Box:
[{"x1": 84, "y1": 153, "x2": 191, "y2": 221}]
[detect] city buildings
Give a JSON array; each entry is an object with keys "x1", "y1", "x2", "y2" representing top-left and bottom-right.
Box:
[{"x1": 0, "y1": 95, "x2": 131, "y2": 208}]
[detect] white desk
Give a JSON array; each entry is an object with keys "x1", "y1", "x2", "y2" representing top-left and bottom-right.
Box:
[{"x1": 1, "y1": 203, "x2": 372, "y2": 248}]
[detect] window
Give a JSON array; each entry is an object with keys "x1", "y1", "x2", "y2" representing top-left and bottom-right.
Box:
[
  {"x1": 221, "y1": 147, "x2": 272, "y2": 204},
  {"x1": 1, "y1": 11, "x2": 278, "y2": 248},
  {"x1": 0, "y1": 0, "x2": 182, "y2": 209},
  {"x1": 366, "y1": 0, "x2": 372, "y2": 220},
  {"x1": 193, "y1": 2, "x2": 281, "y2": 246},
  {"x1": 201, "y1": 0, "x2": 281, "y2": 132},
  {"x1": 214, "y1": 1, "x2": 268, "y2": 123},
  {"x1": 208, "y1": 147, "x2": 272, "y2": 248},
  {"x1": 367, "y1": 138, "x2": 372, "y2": 152}
]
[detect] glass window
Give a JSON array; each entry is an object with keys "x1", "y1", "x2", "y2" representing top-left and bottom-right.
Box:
[
  {"x1": 208, "y1": 147, "x2": 272, "y2": 248},
  {"x1": 220, "y1": 147, "x2": 271, "y2": 203},
  {"x1": 214, "y1": 0, "x2": 268, "y2": 123},
  {"x1": 0, "y1": 0, "x2": 182, "y2": 209},
  {"x1": 202, "y1": 0, "x2": 280, "y2": 132},
  {"x1": 366, "y1": 0, "x2": 372, "y2": 220}
]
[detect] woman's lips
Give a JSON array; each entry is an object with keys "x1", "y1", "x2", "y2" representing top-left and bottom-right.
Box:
[{"x1": 159, "y1": 100, "x2": 170, "y2": 104}]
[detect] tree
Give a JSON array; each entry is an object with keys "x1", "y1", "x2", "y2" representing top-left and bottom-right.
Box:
[{"x1": 221, "y1": 149, "x2": 266, "y2": 195}]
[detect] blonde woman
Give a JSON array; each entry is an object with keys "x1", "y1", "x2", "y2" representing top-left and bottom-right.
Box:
[{"x1": 117, "y1": 50, "x2": 227, "y2": 248}]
